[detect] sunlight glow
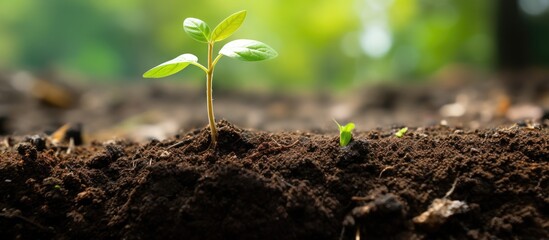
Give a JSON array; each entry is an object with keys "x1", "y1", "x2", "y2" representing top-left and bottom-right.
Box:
[
  {"x1": 519, "y1": 0, "x2": 549, "y2": 16},
  {"x1": 359, "y1": 22, "x2": 392, "y2": 58}
]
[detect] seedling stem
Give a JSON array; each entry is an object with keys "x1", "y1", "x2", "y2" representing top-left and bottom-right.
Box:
[{"x1": 206, "y1": 42, "x2": 217, "y2": 143}]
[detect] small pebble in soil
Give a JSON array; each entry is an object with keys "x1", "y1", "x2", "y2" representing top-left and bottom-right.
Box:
[
  {"x1": 86, "y1": 144, "x2": 125, "y2": 168},
  {"x1": 336, "y1": 139, "x2": 369, "y2": 167},
  {"x1": 16, "y1": 142, "x2": 37, "y2": 161},
  {"x1": 25, "y1": 135, "x2": 46, "y2": 151}
]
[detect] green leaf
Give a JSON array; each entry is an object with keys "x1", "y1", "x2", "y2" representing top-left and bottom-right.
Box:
[
  {"x1": 340, "y1": 131, "x2": 352, "y2": 147},
  {"x1": 143, "y1": 54, "x2": 198, "y2": 78},
  {"x1": 183, "y1": 18, "x2": 211, "y2": 43},
  {"x1": 211, "y1": 10, "x2": 247, "y2": 42},
  {"x1": 334, "y1": 120, "x2": 355, "y2": 147},
  {"x1": 219, "y1": 39, "x2": 278, "y2": 61},
  {"x1": 395, "y1": 127, "x2": 408, "y2": 138},
  {"x1": 341, "y1": 123, "x2": 355, "y2": 132}
]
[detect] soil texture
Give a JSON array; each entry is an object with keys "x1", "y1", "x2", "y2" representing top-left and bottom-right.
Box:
[{"x1": 1, "y1": 120, "x2": 548, "y2": 239}]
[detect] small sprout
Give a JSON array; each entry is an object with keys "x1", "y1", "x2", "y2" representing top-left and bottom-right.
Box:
[
  {"x1": 143, "y1": 10, "x2": 277, "y2": 146},
  {"x1": 395, "y1": 127, "x2": 408, "y2": 138},
  {"x1": 53, "y1": 184, "x2": 62, "y2": 190},
  {"x1": 334, "y1": 120, "x2": 355, "y2": 147}
]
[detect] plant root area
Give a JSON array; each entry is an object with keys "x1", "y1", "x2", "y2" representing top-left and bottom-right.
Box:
[{"x1": 0, "y1": 120, "x2": 548, "y2": 239}]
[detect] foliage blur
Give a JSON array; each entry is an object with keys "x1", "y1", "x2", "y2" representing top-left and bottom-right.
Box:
[{"x1": 0, "y1": 0, "x2": 548, "y2": 92}]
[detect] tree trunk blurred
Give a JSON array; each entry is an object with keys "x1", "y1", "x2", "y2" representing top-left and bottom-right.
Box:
[{"x1": 496, "y1": 0, "x2": 530, "y2": 70}]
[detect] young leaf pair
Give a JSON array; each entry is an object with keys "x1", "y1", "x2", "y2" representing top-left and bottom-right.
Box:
[{"x1": 143, "y1": 10, "x2": 277, "y2": 146}]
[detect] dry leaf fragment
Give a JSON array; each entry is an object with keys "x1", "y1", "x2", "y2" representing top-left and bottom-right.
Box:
[{"x1": 413, "y1": 198, "x2": 469, "y2": 230}]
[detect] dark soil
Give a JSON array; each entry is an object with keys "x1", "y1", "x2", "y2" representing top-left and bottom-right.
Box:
[
  {"x1": 1, "y1": 69, "x2": 548, "y2": 239},
  {"x1": 1, "y1": 120, "x2": 548, "y2": 239}
]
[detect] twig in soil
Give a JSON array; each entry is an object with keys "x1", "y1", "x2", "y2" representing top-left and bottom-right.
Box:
[
  {"x1": 413, "y1": 176, "x2": 468, "y2": 231},
  {"x1": 66, "y1": 137, "x2": 75, "y2": 154},
  {"x1": 350, "y1": 196, "x2": 370, "y2": 201},
  {"x1": 444, "y1": 176, "x2": 459, "y2": 199},
  {"x1": 378, "y1": 166, "x2": 396, "y2": 178},
  {"x1": 167, "y1": 138, "x2": 193, "y2": 149},
  {"x1": 3, "y1": 137, "x2": 10, "y2": 148},
  {"x1": 275, "y1": 176, "x2": 296, "y2": 188},
  {"x1": 480, "y1": 134, "x2": 489, "y2": 144},
  {"x1": 129, "y1": 158, "x2": 143, "y2": 171},
  {"x1": 273, "y1": 139, "x2": 300, "y2": 149}
]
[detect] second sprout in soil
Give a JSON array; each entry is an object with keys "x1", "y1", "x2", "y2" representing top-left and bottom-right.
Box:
[
  {"x1": 143, "y1": 10, "x2": 278, "y2": 146},
  {"x1": 395, "y1": 127, "x2": 408, "y2": 138}
]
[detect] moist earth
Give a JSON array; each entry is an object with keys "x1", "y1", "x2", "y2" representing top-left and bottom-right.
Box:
[{"x1": 1, "y1": 120, "x2": 548, "y2": 239}]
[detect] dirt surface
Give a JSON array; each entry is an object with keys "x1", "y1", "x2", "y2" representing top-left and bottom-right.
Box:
[
  {"x1": 1, "y1": 69, "x2": 548, "y2": 239},
  {"x1": 2, "y1": 68, "x2": 548, "y2": 140},
  {"x1": 1, "y1": 120, "x2": 548, "y2": 239}
]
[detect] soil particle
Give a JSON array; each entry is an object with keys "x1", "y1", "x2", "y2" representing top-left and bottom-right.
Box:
[
  {"x1": 16, "y1": 142, "x2": 39, "y2": 160},
  {"x1": 0, "y1": 121, "x2": 548, "y2": 239},
  {"x1": 86, "y1": 143, "x2": 126, "y2": 169}
]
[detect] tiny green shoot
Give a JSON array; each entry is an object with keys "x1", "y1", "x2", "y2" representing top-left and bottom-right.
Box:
[
  {"x1": 334, "y1": 119, "x2": 355, "y2": 147},
  {"x1": 395, "y1": 127, "x2": 408, "y2": 138},
  {"x1": 143, "y1": 10, "x2": 278, "y2": 146}
]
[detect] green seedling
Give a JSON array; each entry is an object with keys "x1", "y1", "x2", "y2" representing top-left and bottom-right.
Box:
[
  {"x1": 395, "y1": 127, "x2": 408, "y2": 138},
  {"x1": 334, "y1": 120, "x2": 355, "y2": 147},
  {"x1": 143, "y1": 10, "x2": 277, "y2": 146}
]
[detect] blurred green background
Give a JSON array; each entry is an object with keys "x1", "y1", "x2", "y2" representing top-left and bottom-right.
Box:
[{"x1": 0, "y1": 0, "x2": 548, "y2": 92}]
